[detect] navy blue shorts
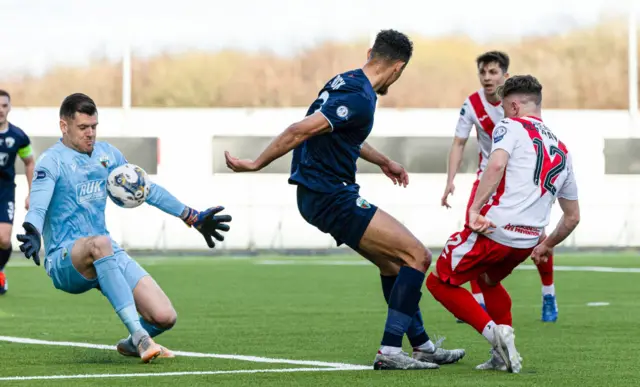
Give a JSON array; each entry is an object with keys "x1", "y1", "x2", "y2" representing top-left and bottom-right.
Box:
[
  {"x1": 296, "y1": 184, "x2": 378, "y2": 250},
  {"x1": 0, "y1": 188, "x2": 15, "y2": 224}
]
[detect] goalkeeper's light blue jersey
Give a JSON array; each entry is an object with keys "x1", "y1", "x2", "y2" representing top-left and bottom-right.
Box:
[{"x1": 25, "y1": 140, "x2": 186, "y2": 256}]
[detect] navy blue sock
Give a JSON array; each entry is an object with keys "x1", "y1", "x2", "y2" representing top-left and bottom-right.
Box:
[
  {"x1": 381, "y1": 266, "x2": 426, "y2": 348},
  {"x1": 381, "y1": 274, "x2": 430, "y2": 348},
  {"x1": 0, "y1": 246, "x2": 11, "y2": 271},
  {"x1": 407, "y1": 311, "x2": 430, "y2": 348},
  {"x1": 380, "y1": 275, "x2": 396, "y2": 303}
]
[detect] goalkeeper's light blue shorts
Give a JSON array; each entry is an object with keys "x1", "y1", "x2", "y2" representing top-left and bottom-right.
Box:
[{"x1": 44, "y1": 239, "x2": 148, "y2": 294}]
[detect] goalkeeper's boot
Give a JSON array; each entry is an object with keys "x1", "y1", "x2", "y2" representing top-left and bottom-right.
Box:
[
  {"x1": 492, "y1": 325, "x2": 522, "y2": 373},
  {"x1": 137, "y1": 335, "x2": 163, "y2": 363},
  {"x1": 117, "y1": 336, "x2": 175, "y2": 360},
  {"x1": 541, "y1": 294, "x2": 558, "y2": 322},
  {"x1": 373, "y1": 350, "x2": 439, "y2": 370}
]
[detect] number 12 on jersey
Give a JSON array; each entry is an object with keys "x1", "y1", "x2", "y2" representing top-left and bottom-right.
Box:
[{"x1": 532, "y1": 138, "x2": 566, "y2": 195}]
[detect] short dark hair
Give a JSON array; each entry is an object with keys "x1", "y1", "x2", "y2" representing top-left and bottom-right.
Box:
[
  {"x1": 370, "y1": 29, "x2": 413, "y2": 64},
  {"x1": 476, "y1": 51, "x2": 510, "y2": 73},
  {"x1": 498, "y1": 75, "x2": 543, "y2": 105},
  {"x1": 0, "y1": 90, "x2": 10, "y2": 101},
  {"x1": 59, "y1": 93, "x2": 97, "y2": 119}
]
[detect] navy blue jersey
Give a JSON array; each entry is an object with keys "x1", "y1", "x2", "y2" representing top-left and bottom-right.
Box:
[
  {"x1": 0, "y1": 123, "x2": 32, "y2": 188},
  {"x1": 288, "y1": 69, "x2": 377, "y2": 193}
]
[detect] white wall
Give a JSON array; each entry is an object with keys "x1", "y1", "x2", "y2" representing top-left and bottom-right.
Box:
[{"x1": 7, "y1": 107, "x2": 640, "y2": 251}]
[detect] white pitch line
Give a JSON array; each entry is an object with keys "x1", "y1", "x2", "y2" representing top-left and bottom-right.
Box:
[
  {"x1": 256, "y1": 260, "x2": 640, "y2": 273},
  {"x1": 0, "y1": 366, "x2": 371, "y2": 382},
  {"x1": 586, "y1": 302, "x2": 610, "y2": 306},
  {"x1": 0, "y1": 336, "x2": 363, "y2": 369},
  {"x1": 517, "y1": 265, "x2": 640, "y2": 273},
  {"x1": 257, "y1": 260, "x2": 369, "y2": 266}
]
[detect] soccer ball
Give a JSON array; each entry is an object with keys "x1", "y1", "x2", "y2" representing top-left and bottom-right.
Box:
[{"x1": 106, "y1": 163, "x2": 150, "y2": 208}]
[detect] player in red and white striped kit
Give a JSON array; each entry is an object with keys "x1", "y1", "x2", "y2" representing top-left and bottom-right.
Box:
[
  {"x1": 441, "y1": 51, "x2": 559, "y2": 323},
  {"x1": 428, "y1": 75, "x2": 580, "y2": 373}
]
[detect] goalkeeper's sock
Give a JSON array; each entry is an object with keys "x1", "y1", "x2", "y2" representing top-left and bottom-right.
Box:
[
  {"x1": 141, "y1": 318, "x2": 171, "y2": 338},
  {"x1": 380, "y1": 266, "x2": 425, "y2": 349},
  {"x1": 124, "y1": 318, "x2": 172, "y2": 348},
  {"x1": 94, "y1": 255, "x2": 145, "y2": 336},
  {"x1": 0, "y1": 246, "x2": 11, "y2": 271}
]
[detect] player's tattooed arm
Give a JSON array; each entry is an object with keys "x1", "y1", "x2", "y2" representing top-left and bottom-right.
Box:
[
  {"x1": 542, "y1": 199, "x2": 580, "y2": 248},
  {"x1": 360, "y1": 142, "x2": 409, "y2": 187},
  {"x1": 225, "y1": 111, "x2": 332, "y2": 172},
  {"x1": 532, "y1": 198, "x2": 580, "y2": 263}
]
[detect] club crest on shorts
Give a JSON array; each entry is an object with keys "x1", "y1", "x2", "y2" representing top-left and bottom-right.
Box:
[{"x1": 355, "y1": 196, "x2": 371, "y2": 209}]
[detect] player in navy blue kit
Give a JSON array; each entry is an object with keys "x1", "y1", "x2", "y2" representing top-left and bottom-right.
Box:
[
  {"x1": 0, "y1": 90, "x2": 35, "y2": 294},
  {"x1": 225, "y1": 30, "x2": 465, "y2": 370}
]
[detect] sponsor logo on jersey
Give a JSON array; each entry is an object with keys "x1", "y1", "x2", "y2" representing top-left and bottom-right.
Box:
[
  {"x1": 330, "y1": 75, "x2": 345, "y2": 90},
  {"x1": 35, "y1": 170, "x2": 46, "y2": 180},
  {"x1": 503, "y1": 224, "x2": 541, "y2": 236},
  {"x1": 76, "y1": 179, "x2": 106, "y2": 204}
]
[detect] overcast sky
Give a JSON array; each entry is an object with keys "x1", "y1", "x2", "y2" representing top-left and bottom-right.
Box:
[{"x1": 1, "y1": 0, "x2": 634, "y2": 75}]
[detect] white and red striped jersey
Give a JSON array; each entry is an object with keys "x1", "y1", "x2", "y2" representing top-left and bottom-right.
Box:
[
  {"x1": 481, "y1": 116, "x2": 579, "y2": 249},
  {"x1": 455, "y1": 89, "x2": 504, "y2": 178}
]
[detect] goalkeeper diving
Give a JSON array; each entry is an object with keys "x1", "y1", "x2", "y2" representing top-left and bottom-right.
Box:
[{"x1": 17, "y1": 93, "x2": 232, "y2": 363}]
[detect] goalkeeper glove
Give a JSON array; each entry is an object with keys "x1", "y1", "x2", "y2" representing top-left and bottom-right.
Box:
[
  {"x1": 16, "y1": 222, "x2": 42, "y2": 266},
  {"x1": 182, "y1": 206, "x2": 232, "y2": 248}
]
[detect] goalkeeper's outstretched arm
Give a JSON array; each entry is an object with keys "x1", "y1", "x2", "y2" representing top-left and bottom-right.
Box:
[
  {"x1": 24, "y1": 154, "x2": 60, "y2": 233},
  {"x1": 145, "y1": 182, "x2": 190, "y2": 220},
  {"x1": 109, "y1": 143, "x2": 190, "y2": 220},
  {"x1": 110, "y1": 144, "x2": 231, "y2": 248}
]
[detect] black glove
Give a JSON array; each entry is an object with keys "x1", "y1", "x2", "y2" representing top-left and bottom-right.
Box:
[
  {"x1": 16, "y1": 222, "x2": 41, "y2": 266},
  {"x1": 183, "y1": 206, "x2": 232, "y2": 248}
]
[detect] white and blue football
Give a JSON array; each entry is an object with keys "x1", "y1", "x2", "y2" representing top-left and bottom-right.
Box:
[{"x1": 106, "y1": 163, "x2": 150, "y2": 208}]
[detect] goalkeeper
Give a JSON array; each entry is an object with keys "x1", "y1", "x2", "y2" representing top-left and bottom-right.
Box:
[{"x1": 16, "y1": 93, "x2": 232, "y2": 363}]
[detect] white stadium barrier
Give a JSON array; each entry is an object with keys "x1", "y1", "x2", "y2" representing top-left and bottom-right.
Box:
[{"x1": 7, "y1": 107, "x2": 639, "y2": 252}]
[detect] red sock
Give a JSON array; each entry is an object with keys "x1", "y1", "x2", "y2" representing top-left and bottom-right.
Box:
[
  {"x1": 470, "y1": 279, "x2": 482, "y2": 295},
  {"x1": 536, "y1": 253, "x2": 554, "y2": 286},
  {"x1": 477, "y1": 280, "x2": 512, "y2": 326},
  {"x1": 426, "y1": 273, "x2": 491, "y2": 334}
]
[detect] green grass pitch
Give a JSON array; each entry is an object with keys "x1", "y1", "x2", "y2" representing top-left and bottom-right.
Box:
[{"x1": 0, "y1": 252, "x2": 637, "y2": 386}]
